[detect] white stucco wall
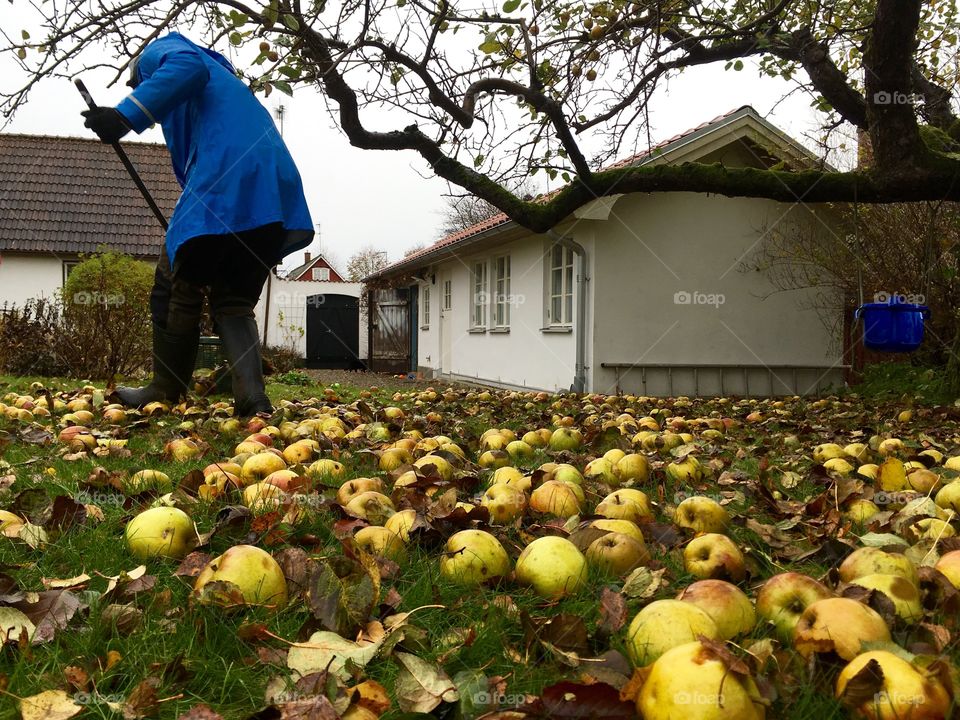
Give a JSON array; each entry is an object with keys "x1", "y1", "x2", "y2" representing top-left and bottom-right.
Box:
[
  {"x1": 588, "y1": 193, "x2": 844, "y2": 396},
  {"x1": 416, "y1": 235, "x2": 581, "y2": 392},
  {"x1": 0, "y1": 254, "x2": 67, "y2": 308},
  {"x1": 255, "y1": 277, "x2": 367, "y2": 362}
]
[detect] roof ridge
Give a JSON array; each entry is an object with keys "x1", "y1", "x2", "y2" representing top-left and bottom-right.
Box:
[{"x1": 0, "y1": 132, "x2": 167, "y2": 148}]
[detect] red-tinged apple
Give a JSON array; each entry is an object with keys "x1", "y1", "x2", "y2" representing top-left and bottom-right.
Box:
[
  {"x1": 638, "y1": 641, "x2": 766, "y2": 720},
  {"x1": 193, "y1": 544, "x2": 287, "y2": 610},
  {"x1": 794, "y1": 597, "x2": 891, "y2": 660},
  {"x1": 677, "y1": 579, "x2": 756, "y2": 640},
  {"x1": 124, "y1": 469, "x2": 172, "y2": 494},
  {"x1": 683, "y1": 533, "x2": 745, "y2": 581},
  {"x1": 624, "y1": 599, "x2": 720, "y2": 667},
  {"x1": 414, "y1": 454, "x2": 454, "y2": 480},
  {"x1": 529, "y1": 480, "x2": 584, "y2": 517},
  {"x1": 934, "y1": 549, "x2": 960, "y2": 588},
  {"x1": 595, "y1": 489, "x2": 653, "y2": 524},
  {"x1": 589, "y1": 518, "x2": 645, "y2": 545},
  {"x1": 125, "y1": 507, "x2": 196, "y2": 560},
  {"x1": 515, "y1": 535, "x2": 587, "y2": 599},
  {"x1": 548, "y1": 427, "x2": 582, "y2": 451},
  {"x1": 262, "y1": 469, "x2": 302, "y2": 493},
  {"x1": 755, "y1": 572, "x2": 833, "y2": 640},
  {"x1": 242, "y1": 482, "x2": 287, "y2": 512},
  {"x1": 838, "y1": 547, "x2": 919, "y2": 586},
  {"x1": 674, "y1": 496, "x2": 730, "y2": 534},
  {"x1": 439, "y1": 529, "x2": 511, "y2": 586},
  {"x1": 836, "y1": 650, "x2": 951, "y2": 720},
  {"x1": 245, "y1": 432, "x2": 273, "y2": 447},
  {"x1": 240, "y1": 452, "x2": 287, "y2": 486},
  {"x1": 59, "y1": 426, "x2": 96, "y2": 451},
  {"x1": 614, "y1": 453, "x2": 650, "y2": 483},
  {"x1": 586, "y1": 532, "x2": 649, "y2": 576},
  {"x1": 344, "y1": 491, "x2": 396, "y2": 522},
  {"x1": 481, "y1": 483, "x2": 527, "y2": 524},
  {"x1": 354, "y1": 526, "x2": 407, "y2": 563},
  {"x1": 337, "y1": 477, "x2": 386, "y2": 505},
  {"x1": 204, "y1": 462, "x2": 242, "y2": 478},
  {"x1": 848, "y1": 573, "x2": 923, "y2": 623},
  {"x1": 385, "y1": 508, "x2": 418, "y2": 542}
]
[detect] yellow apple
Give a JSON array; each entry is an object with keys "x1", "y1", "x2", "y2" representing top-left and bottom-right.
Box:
[
  {"x1": 515, "y1": 535, "x2": 587, "y2": 599},
  {"x1": 193, "y1": 544, "x2": 287, "y2": 610},
  {"x1": 755, "y1": 572, "x2": 833, "y2": 640},
  {"x1": 241, "y1": 452, "x2": 287, "y2": 486},
  {"x1": 839, "y1": 547, "x2": 919, "y2": 586},
  {"x1": 384, "y1": 508, "x2": 417, "y2": 542},
  {"x1": 848, "y1": 573, "x2": 922, "y2": 623},
  {"x1": 354, "y1": 526, "x2": 407, "y2": 563},
  {"x1": 794, "y1": 598, "x2": 891, "y2": 660},
  {"x1": 674, "y1": 496, "x2": 730, "y2": 534},
  {"x1": 481, "y1": 483, "x2": 527, "y2": 524},
  {"x1": 595, "y1": 489, "x2": 653, "y2": 523},
  {"x1": 625, "y1": 599, "x2": 719, "y2": 667},
  {"x1": 124, "y1": 469, "x2": 172, "y2": 494},
  {"x1": 836, "y1": 650, "x2": 950, "y2": 720},
  {"x1": 589, "y1": 518, "x2": 645, "y2": 545},
  {"x1": 337, "y1": 477, "x2": 386, "y2": 506},
  {"x1": 683, "y1": 533, "x2": 745, "y2": 581},
  {"x1": 439, "y1": 529, "x2": 511, "y2": 586},
  {"x1": 677, "y1": 579, "x2": 755, "y2": 640},
  {"x1": 614, "y1": 453, "x2": 650, "y2": 483},
  {"x1": 529, "y1": 480, "x2": 584, "y2": 517},
  {"x1": 586, "y1": 532, "x2": 649, "y2": 576},
  {"x1": 125, "y1": 507, "x2": 196, "y2": 560}
]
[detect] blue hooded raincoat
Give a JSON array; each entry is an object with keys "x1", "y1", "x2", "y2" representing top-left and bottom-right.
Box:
[{"x1": 116, "y1": 33, "x2": 313, "y2": 267}]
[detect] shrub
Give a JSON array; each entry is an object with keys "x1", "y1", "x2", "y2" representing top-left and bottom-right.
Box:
[
  {"x1": 0, "y1": 298, "x2": 70, "y2": 376},
  {"x1": 261, "y1": 344, "x2": 303, "y2": 374},
  {"x1": 61, "y1": 251, "x2": 155, "y2": 382}
]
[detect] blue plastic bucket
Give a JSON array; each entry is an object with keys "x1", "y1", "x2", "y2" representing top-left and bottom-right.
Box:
[{"x1": 855, "y1": 298, "x2": 929, "y2": 352}]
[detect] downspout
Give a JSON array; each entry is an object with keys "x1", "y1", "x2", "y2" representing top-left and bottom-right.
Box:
[{"x1": 547, "y1": 230, "x2": 588, "y2": 393}]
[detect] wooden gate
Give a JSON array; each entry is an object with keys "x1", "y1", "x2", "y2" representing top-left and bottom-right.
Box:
[{"x1": 368, "y1": 287, "x2": 412, "y2": 373}]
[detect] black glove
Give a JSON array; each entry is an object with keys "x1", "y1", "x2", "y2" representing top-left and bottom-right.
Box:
[{"x1": 81, "y1": 107, "x2": 131, "y2": 144}]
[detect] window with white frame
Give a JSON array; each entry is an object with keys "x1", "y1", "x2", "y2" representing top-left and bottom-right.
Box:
[
  {"x1": 311, "y1": 266, "x2": 330, "y2": 281},
  {"x1": 443, "y1": 280, "x2": 452, "y2": 310},
  {"x1": 492, "y1": 255, "x2": 511, "y2": 327},
  {"x1": 422, "y1": 285, "x2": 431, "y2": 328},
  {"x1": 547, "y1": 243, "x2": 574, "y2": 325},
  {"x1": 471, "y1": 260, "x2": 488, "y2": 328}
]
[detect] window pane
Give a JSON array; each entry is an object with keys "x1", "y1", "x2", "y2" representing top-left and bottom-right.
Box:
[
  {"x1": 551, "y1": 245, "x2": 562, "y2": 269},
  {"x1": 551, "y1": 296, "x2": 561, "y2": 322},
  {"x1": 551, "y1": 268, "x2": 561, "y2": 293},
  {"x1": 565, "y1": 292, "x2": 573, "y2": 323}
]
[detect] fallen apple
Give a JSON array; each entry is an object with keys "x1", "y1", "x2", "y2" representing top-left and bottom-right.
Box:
[
  {"x1": 838, "y1": 547, "x2": 919, "y2": 586},
  {"x1": 755, "y1": 572, "x2": 833, "y2": 641},
  {"x1": 677, "y1": 579, "x2": 756, "y2": 640},
  {"x1": 674, "y1": 496, "x2": 730, "y2": 534},
  {"x1": 529, "y1": 480, "x2": 584, "y2": 517},
  {"x1": 794, "y1": 597, "x2": 891, "y2": 660},
  {"x1": 836, "y1": 650, "x2": 950, "y2": 720},
  {"x1": 193, "y1": 544, "x2": 288, "y2": 610},
  {"x1": 354, "y1": 526, "x2": 407, "y2": 563},
  {"x1": 624, "y1": 599, "x2": 720, "y2": 667},
  {"x1": 848, "y1": 573, "x2": 922, "y2": 623},
  {"x1": 683, "y1": 533, "x2": 745, "y2": 581},
  {"x1": 481, "y1": 483, "x2": 527, "y2": 524},
  {"x1": 595, "y1": 489, "x2": 653, "y2": 524},
  {"x1": 586, "y1": 531, "x2": 649, "y2": 576},
  {"x1": 439, "y1": 529, "x2": 511, "y2": 586},
  {"x1": 125, "y1": 506, "x2": 196, "y2": 560},
  {"x1": 515, "y1": 535, "x2": 587, "y2": 599}
]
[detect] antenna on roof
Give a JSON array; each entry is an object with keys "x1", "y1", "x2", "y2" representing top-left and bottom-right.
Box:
[{"x1": 274, "y1": 104, "x2": 286, "y2": 136}]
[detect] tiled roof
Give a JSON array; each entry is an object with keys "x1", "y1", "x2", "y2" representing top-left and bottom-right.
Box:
[
  {"x1": 0, "y1": 133, "x2": 179, "y2": 257},
  {"x1": 372, "y1": 105, "x2": 782, "y2": 279}
]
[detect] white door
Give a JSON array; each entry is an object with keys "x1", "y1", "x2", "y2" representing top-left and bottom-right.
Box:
[{"x1": 439, "y1": 274, "x2": 453, "y2": 376}]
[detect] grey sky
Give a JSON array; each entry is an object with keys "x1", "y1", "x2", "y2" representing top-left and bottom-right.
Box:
[{"x1": 0, "y1": 4, "x2": 835, "y2": 275}]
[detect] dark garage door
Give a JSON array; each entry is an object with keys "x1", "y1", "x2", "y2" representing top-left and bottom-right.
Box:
[{"x1": 306, "y1": 294, "x2": 361, "y2": 369}]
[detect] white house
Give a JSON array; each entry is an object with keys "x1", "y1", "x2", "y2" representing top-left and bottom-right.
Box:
[
  {"x1": 369, "y1": 106, "x2": 848, "y2": 396},
  {"x1": 0, "y1": 133, "x2": 175, "y2": 307}
]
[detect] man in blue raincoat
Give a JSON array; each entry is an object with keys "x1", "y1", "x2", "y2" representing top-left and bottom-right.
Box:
[{"x1": 82, "y1": 33, "x2": 313, "y2": 416}]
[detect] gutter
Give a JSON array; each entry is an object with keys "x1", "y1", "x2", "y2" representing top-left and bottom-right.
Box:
[{"x1": 547, "y1": 229, "x2": 588, "y2": 394}]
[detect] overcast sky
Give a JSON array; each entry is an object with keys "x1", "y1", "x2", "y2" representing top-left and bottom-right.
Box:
[{"x1": 0, "y1": 4, "x2": 835, "y2": 275}]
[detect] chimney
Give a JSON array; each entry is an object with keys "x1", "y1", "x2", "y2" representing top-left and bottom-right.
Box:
[{"x1": 304, "y1": 251, "x2": 312, "y2": 263}]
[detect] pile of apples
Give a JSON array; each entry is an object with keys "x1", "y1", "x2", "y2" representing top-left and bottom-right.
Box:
[{"x1": 7, "y1": 384, "x2": 960, "y2": 718}]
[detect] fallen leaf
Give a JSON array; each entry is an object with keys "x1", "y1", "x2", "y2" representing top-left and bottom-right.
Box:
[
  {"x1": 287, "y1": 630, "x2": 384, "y2": 681},
  {"x1": 122, "y1": 677, "x2": 160, "y2": 719},
  {"x1": 173, "y1": 552, "x2": 213, "y2": 578},
  {"x1": 521, "y1": 680, "x2": 635, "y2": 719},
  {"x1": 0, "y1": 606, "x2": 35, "y2": 643},
  {"x1": 597, "y1": 588, "x2": 627, "y2": 636},
  {"x1": 18, "y1": 689, "x2": 81, "y2": 720},
  {"x1": 42, "y1": 574, "x2": 91, "y2": 589},
  {"x1": 393, "y1": 651, "x2": 459, "y2": 713},
  {"x1": 621, "y1": 567, "x2": 665, "y2": 599},
  {"x1": 837, "y1": 657, "x2": 884, "y2": 708},
  {"x1": 13, "y1": 589, "x2": 83, "y2": 644}
]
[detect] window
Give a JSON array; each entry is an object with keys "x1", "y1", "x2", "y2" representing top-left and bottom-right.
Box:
[
  {"x1": 422, "y1": 285, "x2": 431, "y2": 328},
  {"x1": 492, "y1": 255, "x2": 511, "y2": 327},
  {"x1": 548, "y1": 244, "x2": 574, "y2": 325},
  {"x1": 311, "y1": 266, "x2": 330, "y2": 281},
  {"x1": 471, "y1": 261, "x2": 487, "y2": 328},
  {"x1": 62, "y1": 261, "x2": 79, "y2": 284},
  {"x1": 443, "y1": 280, "x2": 452, "y2": 310}
]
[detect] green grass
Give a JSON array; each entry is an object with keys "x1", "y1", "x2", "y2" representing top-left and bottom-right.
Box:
[
  {"x1": 850, "y1": 361, "x2": 952, "y2": 404},
  {"x1": 1, "y1": 374, "x2": 957, "y2": 719}
]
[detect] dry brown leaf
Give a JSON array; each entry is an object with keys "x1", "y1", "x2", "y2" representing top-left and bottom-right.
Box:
[{"x1": 18, "y1": 689, "x2": 82, "y2": 720}]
